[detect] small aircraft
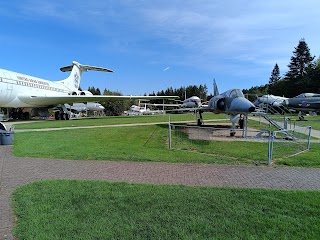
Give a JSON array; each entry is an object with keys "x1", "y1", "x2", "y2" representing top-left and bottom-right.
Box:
[
  {"x1": 126, "y1": 99, "x2": 164, "y2": 116},
  {"x1": 283, "y1": 93, "x2": 320, "y2": 112},
  {"x1": 254, "y1": 94, "x2": 288, "y2": 108},
  {"x1": 126, "y1": 104, "x2": 164, "y2": 116},
  {"x1": 0, "y1": 61, "x2": 178, "y2": 120},
  {"x1": 147, "y1": 96, "x2": 203, "y2": 109},
  {"x1": 65, "y1": 102, "x2": 105, "y2": 112},
  {"x1": 254, "y1": 93, "x2": 320, "y2": 113},
  {"x1": 185, "y1": 82, "x2": 256, "y2": 135}
]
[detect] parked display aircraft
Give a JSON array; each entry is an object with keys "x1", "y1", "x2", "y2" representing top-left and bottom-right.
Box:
[
  {"x1": 147, "y1": 96, "x2": 203, "y2": 110},
  {"x1": 126, "y1": 104, "x2": 164, "y2": 116},
  {"x1": 65, "y1": 102, "x2": 105, "y2": 112},
  {"x1": 184, "y1": 82, "x2": 256, "y2": 135},
  {"x1": 0, "y1": 61, "x2": 178, "y2": 120},
  {"x1": 254, "y1": 93, "x2": 320, "y2": 113},
  {"x1": 254, "y1": 94, "x2": 288, "y2": 107},
  {"x1": 283, "y1": 93, "x2": 320, "y2": 112}
]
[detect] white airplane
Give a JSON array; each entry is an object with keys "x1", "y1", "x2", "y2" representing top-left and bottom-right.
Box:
[
  {"x1": 254, "y1": 94, "x2": 288, "y2": 107},
  {"x1": 65, "y1": 102, "x2": 105, "y2": 112},
  {"x1": 126, "y1": 103, "x2": 164, "y2": 116},
  {"x1": 147, "y1": 96, "x2": 203, "y2": 109},
  {"x1": 0, "y1": 61, "x2": 178, "y2": 120}
]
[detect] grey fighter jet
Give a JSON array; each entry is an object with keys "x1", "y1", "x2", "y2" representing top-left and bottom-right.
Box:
[
  {"x1": 283, "y1": 93, "x2": 320, "y2": 112},
  {"x1": 196, "y1": 88, "x2": 256, "y2": 127}
]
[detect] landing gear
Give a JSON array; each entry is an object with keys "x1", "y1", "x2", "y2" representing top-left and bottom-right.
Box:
[
  {"x1": 197, "y1": 111, "x2": 203, "y2": 126},
  {"x1": 239, "y1": 115, "x2": 244, "y2": 129},
  {"x1": 54, "y1": 111, "x2": 70, "y2": 120},
  {"x1": 55, "y1": 111, "x2": 60, "y2": 120}
]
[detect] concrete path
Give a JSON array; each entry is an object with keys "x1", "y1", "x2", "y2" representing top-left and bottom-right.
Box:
[{"x1": 1, "y1": 145, "x2": 320, "y2": 239}]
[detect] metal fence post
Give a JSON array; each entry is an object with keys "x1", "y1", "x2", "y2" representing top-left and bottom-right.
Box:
[
  {"x1": 268, "y1": 132, "x2": 274, "y2": 166},
  {"x1": 168, "y1": 116, "x2": 172, "y2": 149},
  {"x1": 307, "y1": 126, "x2": 312, "y2": 150}
]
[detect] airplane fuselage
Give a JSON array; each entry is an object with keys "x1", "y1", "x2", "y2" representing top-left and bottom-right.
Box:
[
  {"x1": 181, "y1": 96, "x2": 201, "y2": 108},
  {"x1": 0, "y1": 69, "x2": 71, "y2": 108},
  {"x1": 207, "y1": 89, "x2": 255, "y2": 114},
  {"x1": 285, "y1": 97, "x2": 320, "y2": 112}
]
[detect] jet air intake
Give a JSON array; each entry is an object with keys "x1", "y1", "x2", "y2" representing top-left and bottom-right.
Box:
[{"x1": 213, "y1": 98, "x2": 225, "y2": 111}]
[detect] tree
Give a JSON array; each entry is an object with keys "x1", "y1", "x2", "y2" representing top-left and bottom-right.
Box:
[
  {"x1": 268, "y1": 63, "x2": 280, "y2": 94},
  {"x1": 101, "y1": 88, "x2": 130, "y2": 116},
  {"x1": 284, "y1": 38, "x2": 315, "y2": 96},
  {"x1": 285, "y1": 38, "x2": 315, "y2": 80},
  {"x1": 88, "y1": 86, "x2": 102, "y2": 95}
]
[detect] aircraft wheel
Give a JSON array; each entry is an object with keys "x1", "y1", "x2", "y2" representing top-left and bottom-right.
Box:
[
  {"x1": 230, "y1": 131, "x2": 236, "y2": 137},
  {"x1": 23, "y1": 112, "x2": 30, "y2": 120},
  {"x1": 60, "y1": 113, "x2": 65, "y2": 120},
  {"x1": 55, "y1": 112, "x2": 60, "y2": 120},
  {"x1": 65, "y1": 113, "x2": 70, "y2": 120}
]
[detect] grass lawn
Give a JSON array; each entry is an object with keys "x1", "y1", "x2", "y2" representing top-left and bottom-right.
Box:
[
  {"x1": 12, "y1": 113, "x2": 227, "y2": 130},
  {"x1": 13, "y1": 121, "x2": 320, "y2": 167},
  {"x1": 12, "y1": 180, "x2": 320, "y2": 240},
  {"x1": 13, "y1": 125, "x2": 267, "y2": 164}
]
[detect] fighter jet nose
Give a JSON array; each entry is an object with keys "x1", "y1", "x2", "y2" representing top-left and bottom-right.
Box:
[
  {"x1": 248, "y1": 106, "x2": 256, "y2": 112},
  {"x1": 229, "y1": 97, "x2": 256, "y2": 113}
]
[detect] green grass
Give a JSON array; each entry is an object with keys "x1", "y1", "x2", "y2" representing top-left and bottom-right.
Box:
[
  {"x1": 12, "y1": 180, "x2": 320, "y2": 240},
  {"x1": 13, "y1": 122, "x2": 320, "y2": 166},
  {"x1": 13, "y1": 125, "x2": 265, "y2": 164},
  {"x1": 10, "y1": 113, "x2": 320, "y2": 167},
  {"x1": 13, "y1": 113, "x2": 227, "y2": 130}
]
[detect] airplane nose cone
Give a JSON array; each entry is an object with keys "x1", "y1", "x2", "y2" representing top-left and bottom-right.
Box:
[
  {"x1": 229, "y1": 97, "x2": 256, "y2": 113},
  {"x1": 282, "y1": 99, "x2": 289, "y2": 106}
]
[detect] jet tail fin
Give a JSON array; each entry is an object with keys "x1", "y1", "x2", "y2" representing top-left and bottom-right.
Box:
[
  {"x1": 58, "y1": 61, "x2": 113, "y2": 92},
  {"x1": 60, "y1": 62, "x2": 114, "y2": 73},
  {"x1": 213, "y1": 79, "x2": 219, "y2": 96}
]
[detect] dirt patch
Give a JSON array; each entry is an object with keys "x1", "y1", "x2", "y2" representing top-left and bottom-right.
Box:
[{"x1": 182, "y1": 124, "x2": 270, "y2": 142}]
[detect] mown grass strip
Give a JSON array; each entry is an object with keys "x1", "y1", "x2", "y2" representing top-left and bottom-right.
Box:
[
  {"x1": 12, "y1": 180, "x2": 320, "y2": 240},
  {"x1": 13, "y1": 114, "x2": 227, "y2": 130},
  {"x1": 13, "y1": 125, "x2": 267, "y2": 164},
  {"x1": 13, "y1": 124, "x2": 320, "y2": 166}
]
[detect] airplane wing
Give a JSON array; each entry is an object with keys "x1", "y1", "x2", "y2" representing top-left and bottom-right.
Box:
[
  {"x1": 18, "y1": 95, "x2": 179, "y2": 107},
  {"x1": 302, "y1": 101, "x2": 320, "y2": 104},
  {"x1": 169, "y1": 106, "x2": 212, "y2": 113},
  {"x1": 146, "y1": 103, "x2": 181, "y2": 107}
]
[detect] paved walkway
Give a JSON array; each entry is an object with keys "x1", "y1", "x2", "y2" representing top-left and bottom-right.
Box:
[{"x1": 1, "y1": 146, "x2": 320, "y2": 239}]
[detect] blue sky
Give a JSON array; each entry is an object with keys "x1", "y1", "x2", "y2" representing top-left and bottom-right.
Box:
[{"x1": 0, "y1": 0, "x2": 319, "y2": 95}]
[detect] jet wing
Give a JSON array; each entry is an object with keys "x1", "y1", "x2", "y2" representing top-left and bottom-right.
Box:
[
  {"x1": 18, "y1": 95, "x2": 179, "y2": 107},
  {"x1": 169, "y1": 106, "x2": 212, "y2": 112},
  {"x1": 146, "y1": 103, "x2": 180, "y2": 107}
]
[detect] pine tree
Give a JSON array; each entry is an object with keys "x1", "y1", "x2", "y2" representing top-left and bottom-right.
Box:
[
  {"x1": 268, "y1": 63, "x2": 280, "y2": 94},
  {"x1": 285, "y1": 38, "x2": 315, "y2": 80}
]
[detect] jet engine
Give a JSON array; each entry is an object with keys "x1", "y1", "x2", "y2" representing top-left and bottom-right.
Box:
[
  {"x1": 70, "y1": 91, "x2": 94, "y2": 96},
  {"x1": 211, "y1": 97, "x2": 225, "y2": 111},
  {"x1": 79, "y1": 91, "x2": 93, "y2": 96}
]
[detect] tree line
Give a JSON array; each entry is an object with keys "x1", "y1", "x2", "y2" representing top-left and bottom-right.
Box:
[
  {"x1": 86, "y1": 85, "x2": 209, "y2": 115},
  {"x1": 243, "y1": 38, "x2": 320, "y2": 98}
]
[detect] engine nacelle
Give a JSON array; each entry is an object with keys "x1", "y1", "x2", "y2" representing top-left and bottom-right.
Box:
[
  {"x1": 69, "y1": 91, "x2": 93, "y2": 96},
  {"x1": 79, "y1": 91, "x2": 93, "y2": 96}
]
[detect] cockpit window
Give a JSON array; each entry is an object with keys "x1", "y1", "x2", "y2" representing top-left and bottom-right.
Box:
[{"x1": 229, "y1": 89, "x2": 244, "y2": 98}]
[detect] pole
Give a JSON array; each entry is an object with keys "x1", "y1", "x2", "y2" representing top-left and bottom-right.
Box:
[
  {"x1": 307, "y1": 126, "x2": 311, "y2": 150},
  {"x1": 268, "y1": 132, "x2": 274, "y2": 166},
  {"x1": 168, "y1": 115, "x2": 172, "y2": 149}
]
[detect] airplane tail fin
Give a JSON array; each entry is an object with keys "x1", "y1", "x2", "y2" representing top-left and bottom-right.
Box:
[
  {"x1": 58, "y1": 61, "x2": 113, "y2": 92},
  {"x1": 213, "y1": 79, "x2": 219, "y2": 96}
]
